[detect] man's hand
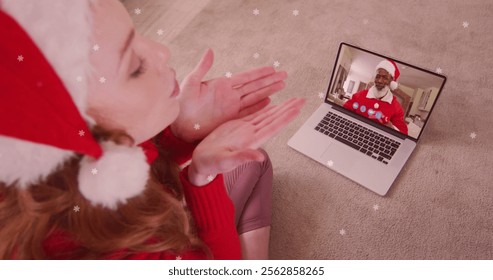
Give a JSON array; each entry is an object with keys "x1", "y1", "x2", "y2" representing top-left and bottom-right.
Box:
[
  {"x1": 188, "y1": 98, "x2": 305, "y2": 186},
  {"x1": 171, "y1": 49, "x2": 287, "y2": 143}
]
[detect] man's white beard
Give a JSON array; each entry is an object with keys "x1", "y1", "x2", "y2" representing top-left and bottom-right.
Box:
[{"x1": 370, "y1": 85, "x2": 390, "y2": 99}]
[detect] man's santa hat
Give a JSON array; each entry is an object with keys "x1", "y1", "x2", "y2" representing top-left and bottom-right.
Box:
[
  {"x1": 0, "y1": 0, "x2": 150, "y2": 209},
  {"x1": 375, "y1": 59, "x2": 400, "y2": 91}
]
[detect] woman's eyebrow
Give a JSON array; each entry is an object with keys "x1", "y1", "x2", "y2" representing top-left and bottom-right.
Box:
[{"x1": 118, "y1": 29, "x2": 135, "y2": 68}]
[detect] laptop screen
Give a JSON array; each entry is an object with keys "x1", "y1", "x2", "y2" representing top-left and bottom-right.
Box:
[{"x1": 326, "y1": 43, "x2": 446, "y2": 140}]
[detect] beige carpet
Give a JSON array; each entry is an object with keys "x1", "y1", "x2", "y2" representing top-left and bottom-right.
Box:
[{"x1": 124, "y1": 0, "x2": 493, "y2": 259}]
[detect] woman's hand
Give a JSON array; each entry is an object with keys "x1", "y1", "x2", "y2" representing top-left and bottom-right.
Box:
[
  {"x1": 171, "y1": 49, "x2": 288, "y2": 143},
  {"x1": 188, "y1": 98, "x2": 305, "y2": 186}
]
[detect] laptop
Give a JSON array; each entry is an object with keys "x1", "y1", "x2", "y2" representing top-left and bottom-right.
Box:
[{"x1": 288, "y1": 42, "x2": 446, "y2": 195}]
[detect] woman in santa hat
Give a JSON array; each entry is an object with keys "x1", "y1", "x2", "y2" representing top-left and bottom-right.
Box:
[{"x1": 0, "y1": 0, "x2": 304, "y2": 259}]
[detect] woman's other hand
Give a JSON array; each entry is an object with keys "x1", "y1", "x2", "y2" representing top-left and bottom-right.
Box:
[{"x1": 188, "y1": 98, "x2": 305, "y2": 186}]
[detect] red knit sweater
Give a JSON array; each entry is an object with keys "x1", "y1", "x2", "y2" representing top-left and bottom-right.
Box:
[
  {"x1": 343, "y1": 89, "x2": 408, "y2": 135},
  {"x1": 42, "y1": 127, "x2": 242, "y2": 260}
]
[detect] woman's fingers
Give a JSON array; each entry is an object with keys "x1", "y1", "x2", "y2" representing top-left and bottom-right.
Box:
[
  {"x1": 252, "y1": 105, "x2": 304, "y2": 147},
  {"x1": 239, "y1": 80, "x2": 285, "y2": 110},
  {"x1": 249, "y1": 98, "x2": 303, "y2": 125},
  {"x1": 187, "y1": 48, "x2": 214, "y2": 83},
  {"x1": 231, "y1": 66, "x2": 276, "y2": 87},
  {"x1": 236, "y1": 71, "x2": 287, "y2": 97},
  {"x1": 238, "y1": 98, "x2": 271, "y2": 118}
]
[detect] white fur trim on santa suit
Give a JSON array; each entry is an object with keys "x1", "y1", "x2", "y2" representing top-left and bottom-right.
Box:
[
  {"x1": 78, "y1": 142, "x2": 150, "y2": 210},
  {"x1": 366, "y1": 86, "x2": 394, "y2": 104}
]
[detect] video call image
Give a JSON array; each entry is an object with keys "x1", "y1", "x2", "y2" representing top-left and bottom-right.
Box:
[{"x1": 327, "y1": 45, "x2": 445, "y2": 139}]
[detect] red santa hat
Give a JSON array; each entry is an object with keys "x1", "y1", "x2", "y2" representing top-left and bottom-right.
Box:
[
  {"x1": 0, "y1": 1, "x2": 150, "y2": 209},
  {"x1": 375, "y1": 59, "x2": 400, "y2": 91}
]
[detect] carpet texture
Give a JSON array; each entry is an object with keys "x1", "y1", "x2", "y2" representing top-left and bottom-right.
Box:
[{"x1": 126, "y1": 0, "x2": 493, "y2": 259}]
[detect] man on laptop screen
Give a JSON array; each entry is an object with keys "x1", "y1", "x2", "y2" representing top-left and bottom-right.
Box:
[{"x1": 288, "y1": 43, "x2": 446, "y2": 195}]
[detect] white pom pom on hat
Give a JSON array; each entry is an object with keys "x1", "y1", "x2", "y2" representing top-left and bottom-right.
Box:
[
  {"x1": 78, "y1": 142, "x2": 149, "y2": 209},
  {"x1": 0, "y1": 0, "x2": 150, "y2": 209},
  {"x1": 375, "y1": 59, "x2": 400, "y2": 91}
]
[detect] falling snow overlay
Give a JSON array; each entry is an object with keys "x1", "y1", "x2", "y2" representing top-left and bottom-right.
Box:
[
  {"x1": 17, "y1": 55, "x2": 24, "y2": 62},
  {"x1": 373, "y1": 204, "x2": 380, "y2": 211},
  {"x1": 91, "y1": 168, "x2": 98, "y2": 175},
  {"x1": 194, "y1": 123, "x2": 201, "y2": 130},
  {"x1": 175, "y1": 256, "x2": 182, "y2": 260},
  {"x1": 318, "y1": 92, "x2": 324, "y2": 98},
  {"x1": 339, "y1": 229, "x2": 346, "y2": 236},
  {"x1": 92, "y1": 44, "x2": 100, "y2": 51},
  {"x1": 273, "y1": 61, "x2": 280, "y2": 68},
  {"x1": 99, "y1": 77, "x2": 106, "y2": 83},
  {"x1": 292, "y1": 10, "x2": 300, "y2": 16},
  {"x1": 327, "y1": 160, "x2": 334, "y2": 167},
  {"x1": 253, "y1": 52, "x2": 260, "y2": 59},
  {"x1": 78, "y1": 130, "x2": 85, "y2": 137},
  {"x1": 470, "y1": 132, "x2": 477, "y2": 139},
  {"x1": 76, "y1": 76, "x2": 83, "y2": 82},
  {"x1": 436, "y1": 67, "x2": 443, "y2": 74},
  {"x1": 134, "y1": 8, "x2": 142, "y2": 15},
  {"x1": 73, "y1": 205, "x2": 80, "y2": 212},
  {"x1": 207, "y1": 175, "x2": 215, "y2": 182},
  {"x1": 462, "y1": 21, "x2": 469, "y2": 28},
  {"x1": 225, "y1": 71, "x2": 233, "y2": 78},
  {"x1": 157, "y1": 29, "x2": 164, "y2": 36}
]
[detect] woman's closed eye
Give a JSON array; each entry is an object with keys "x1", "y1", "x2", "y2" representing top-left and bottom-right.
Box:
[{"x1": 131, "y1": 56, "x2": 147, "y2": 78}]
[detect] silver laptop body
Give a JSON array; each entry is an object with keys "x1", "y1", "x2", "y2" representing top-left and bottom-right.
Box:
[{"x1": 288, "y1": 42, "x2": 446, "y2": 196}]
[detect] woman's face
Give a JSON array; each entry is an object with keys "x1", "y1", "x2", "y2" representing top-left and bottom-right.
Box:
[{"x1": 87, "y1": 0, "x2": 179, "y2": 144}]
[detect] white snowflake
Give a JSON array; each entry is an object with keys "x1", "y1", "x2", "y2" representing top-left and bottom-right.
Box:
[
  {"x1": 327, "y1": 160, "x2": 334, "y2": 167},
  {"x1": 253, "y1": 52, "x2": 260, "y2": 59},
  {"x1": 99, "y1": 77, "x2": 106, "y2": 84},
  {"x1": 470, "y1": 132, "x2": 477, "y2": 139},
  {"x1": 91, "y1": 168, "x2": 98, "y2": 175},
  {"x1": 78, "y1": 130, "x2": 85, "y2": 137},
  {"x1": 157, "y1": 29, "x2": 164, "y2": 36},
  {"x1": 363, "y1": 19, "x2": 369, "y2": 25},
  {"x1": 17, "y1": 55, "x2": 24, "y2": 62},
  {"x1": 175, "y1": 256, "x2": 182, "y2": 260},
  {"x1": 339, "y1": 229, "x2": 346, "y2": 236},
  {"x1": 292, "y1": 10, "x2": 300, "y2": 16},
  {"x1": 76, "y1": 76, "x2": 83, "y2": 82},
  {"x1": 92, "y1": 44, "x2": 100, "y2": 51},
  {"x1": 373, "y1": 204, "x2": 380, "y2": 211},
  {"x1": 253, "y1": 8, "x2": 260, "y2": 16},
  {"x1": 436, "y1": 67, "x2": 443, "y2": 74},
  {"x1": 207, "y1": 175, "x2": 215, "y2": 182},
  {"x1": 273, "y1": 60, "x2": 280, "y2": 68},
  {"x1": 462, "y1": 21, "x2": 469, "y2": 28},
  {"x1": 134, "y1": 8, "x2": 142, "y2": 15},
  {"x1": 73, "y1": 205, "x2": 80, "y2": 212},
  {"x1": 194, "y1": 123, "x2": 201, "y2": 130},
  {"x1": 318, "y1": 92, "x2": 325, "y2": 98},
  {"x1": 225, "y1": 71, "x2": 233, "y2": 78}
]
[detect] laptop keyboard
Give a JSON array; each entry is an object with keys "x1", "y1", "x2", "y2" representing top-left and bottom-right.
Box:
[{"x1": 315, "y1": 112, "x2": 401, "y2": 164}]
